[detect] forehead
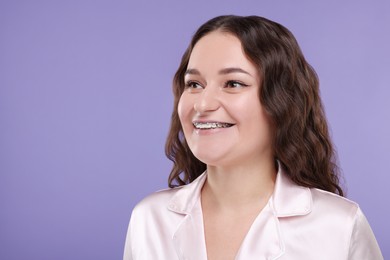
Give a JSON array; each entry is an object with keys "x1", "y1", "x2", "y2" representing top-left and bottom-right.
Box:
[{"x1": 187, "y1": 31, "x2": 258, "y2": 77}]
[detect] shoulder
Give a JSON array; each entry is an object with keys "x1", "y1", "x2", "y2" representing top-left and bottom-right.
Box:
[
  {"x1": 132, "y1": 186, "x2": 182, "y2": 216},
  {"x1": 308, "y1": 188, "x2": 363, "y2": 237},
  {"x1": 309, "y1": 189, "x2": 383, "y2": 259},
  {"x1": 132, "y1": 172, "x2": 207, "y2": 218},
  {"x1": 310, "y1": 188, "x2": 359, "y2": 217},
  {"x1": 128, "y1": 186, "x2": 185, "y2": 236},
  {"x1": 124, "y1": 186, "x2": 188, "y2": 259}
]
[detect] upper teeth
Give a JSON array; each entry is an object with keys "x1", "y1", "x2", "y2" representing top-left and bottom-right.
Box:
[{"x1": 193, "y1": 122, "x2": 233, "y2": 129}]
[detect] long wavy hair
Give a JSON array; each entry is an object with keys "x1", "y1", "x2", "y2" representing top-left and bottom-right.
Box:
[{"x1": 165, "y1": 15, "x2": 344, "y2": 196}]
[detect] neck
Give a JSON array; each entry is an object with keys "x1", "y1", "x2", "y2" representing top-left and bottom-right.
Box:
[{"x1": 202, "y1": 157, "x2": 277, "y2": 211}]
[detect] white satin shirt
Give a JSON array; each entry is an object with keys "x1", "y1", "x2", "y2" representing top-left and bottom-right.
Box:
[{"x1": 123, "y1": 168, "x2": 383, "y2": 259}]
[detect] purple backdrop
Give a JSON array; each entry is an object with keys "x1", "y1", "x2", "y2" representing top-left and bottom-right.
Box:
[{"x1": 1, "y1": 0, "x2": 389, "y2": 259}]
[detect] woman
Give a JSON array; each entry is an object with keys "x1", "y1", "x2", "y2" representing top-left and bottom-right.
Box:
[{"x1": 124, "y1": 15, "x2": 383, "y2": 259}]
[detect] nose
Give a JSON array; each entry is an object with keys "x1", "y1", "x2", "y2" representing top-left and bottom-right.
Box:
[{"x1": 193, "y1": 86, "x2": 220, "y2": 113}]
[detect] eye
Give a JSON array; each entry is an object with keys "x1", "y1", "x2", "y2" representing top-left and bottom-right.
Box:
[
  {"x1": 185, "y1": 81, "x2": 203, "y2": 89},
  {"x1": 225, "y1": 80, "x2": 249, "y2": 88}
]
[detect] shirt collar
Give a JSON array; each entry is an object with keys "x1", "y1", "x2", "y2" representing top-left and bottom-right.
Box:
[
  {"x1": 168, "y1": 163, "x2": 312, "y2": 217},
  {"x1": 272, "y1": 164, "x2": 312, "y2": 217},
  {"x1": 167, "y1": 171, "x2": 207, "y2": 214}
]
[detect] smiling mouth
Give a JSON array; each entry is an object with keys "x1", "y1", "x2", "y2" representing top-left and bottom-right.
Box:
[{"x1": 193, "y1": 122, "x2": 235, "y2": 129}]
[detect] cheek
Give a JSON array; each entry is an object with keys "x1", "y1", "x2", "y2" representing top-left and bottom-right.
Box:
[
  {"x1": 177, "y1": 93, "x2": 192, "y2": 127},
  {"x1": 238, "y1": 97, "x2": 271, "y2": 134}
]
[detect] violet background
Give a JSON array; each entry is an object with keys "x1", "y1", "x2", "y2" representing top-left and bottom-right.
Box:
[{"x1": 1, "y1": 0, "x2": 389, "y2": 259}]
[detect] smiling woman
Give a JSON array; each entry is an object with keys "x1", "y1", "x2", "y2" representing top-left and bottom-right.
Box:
[{"x1": 123, "y1": 15, "x2": 383, "y2": 260}]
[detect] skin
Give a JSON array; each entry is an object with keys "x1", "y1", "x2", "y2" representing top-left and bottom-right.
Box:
[{"x1": 178, "y1": 31, "x2": 277, "y2": 260}]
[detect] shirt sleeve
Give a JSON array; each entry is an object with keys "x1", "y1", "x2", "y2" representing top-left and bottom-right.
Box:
[{"x1": 347, "y1": 207, "x2": 383, "y2": 260}]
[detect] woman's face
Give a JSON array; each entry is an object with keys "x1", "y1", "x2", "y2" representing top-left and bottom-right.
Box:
[{"x1": 178, "y1": 31, "x2": 274, "y2": 167}]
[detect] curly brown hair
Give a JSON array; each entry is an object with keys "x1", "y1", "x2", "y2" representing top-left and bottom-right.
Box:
[{"x1": 165, "y1": 15, "x2": 344, "y2": 196}]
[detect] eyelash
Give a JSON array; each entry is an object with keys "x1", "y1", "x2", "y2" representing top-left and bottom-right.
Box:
[
  {"x1": 224, "y1": 80, "x2": 249, "y2": 88},
  {"x1": 184, "y1": 80, "x2": 249, "y2": 89},
  {"x1": 185, "y1": 81, "x2": 202, "y2": 89}
]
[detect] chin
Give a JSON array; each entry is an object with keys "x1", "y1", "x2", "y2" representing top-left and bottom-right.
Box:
[{"x1": 192, "y1": 151, "x2": 230, "y2": 167}]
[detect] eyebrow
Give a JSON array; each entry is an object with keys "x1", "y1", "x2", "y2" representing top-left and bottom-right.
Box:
[{"x1": 184, "y1": 67, "x2": 251, "y2": 76}]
